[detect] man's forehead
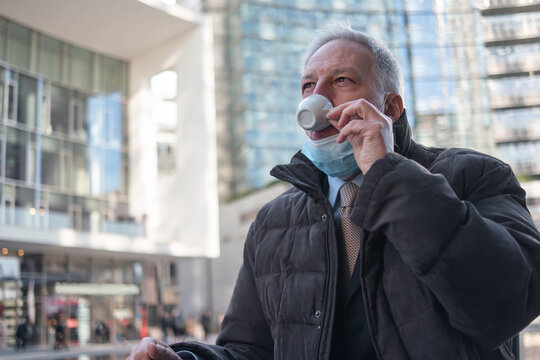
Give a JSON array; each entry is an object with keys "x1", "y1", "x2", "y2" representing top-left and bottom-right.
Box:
[{"x1": 303, "y1": 40, "x2": 373, "y2": 75}]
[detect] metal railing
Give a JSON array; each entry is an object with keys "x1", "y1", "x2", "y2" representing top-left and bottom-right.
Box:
[
  {"x1": 0, "y1": 206, "x2": 144, "y2": 237},
  {"x1": 479, "y1": 0, "x2": 540, "y2": 10}
]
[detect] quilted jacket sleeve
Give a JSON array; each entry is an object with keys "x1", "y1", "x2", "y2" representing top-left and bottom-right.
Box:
[
  {"x1": 354, "y1": 150, "x2": 540, "y2": 351},
  {"x1": 171, "y1": 223, "x2": 274, "y2": 360}
]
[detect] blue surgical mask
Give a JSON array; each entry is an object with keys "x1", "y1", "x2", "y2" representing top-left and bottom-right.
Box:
[{"x1": 301, "y1": 134, "x2": 359, "y2": 178}]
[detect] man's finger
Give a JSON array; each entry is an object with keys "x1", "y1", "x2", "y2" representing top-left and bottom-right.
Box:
[
  {"x1": 336, "y1": 118, "x2": 373, "y2": 143},
  {"x1": 147, "y1": 342, "x2": 181, "y2": 360}
]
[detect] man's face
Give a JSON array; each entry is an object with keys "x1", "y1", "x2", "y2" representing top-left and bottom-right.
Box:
[{"x1": 301, "y1": 39, "x2": 384, "y2": 140}]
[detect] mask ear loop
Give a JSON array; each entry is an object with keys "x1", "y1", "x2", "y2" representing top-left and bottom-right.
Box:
[{"x1": 379, "y1": 94, "x2": 389, "y2": 114}]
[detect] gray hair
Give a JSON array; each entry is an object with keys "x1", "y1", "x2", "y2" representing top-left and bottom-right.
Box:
[{"x1": 304, "y1": 20, "x2": 405, "y2": 98}]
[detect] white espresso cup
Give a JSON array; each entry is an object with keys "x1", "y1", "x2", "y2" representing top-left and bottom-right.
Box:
[{"x1": 296, "y1": 94, "x2": 333, "y2": 131}]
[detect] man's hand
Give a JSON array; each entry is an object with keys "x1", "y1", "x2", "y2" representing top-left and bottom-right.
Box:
[
  {"x1": 126, "y1": 337, "x2": 182, "y2": 360},
  {"x1": 328, "y1": 98, "x2": 394, "y2": 174}
]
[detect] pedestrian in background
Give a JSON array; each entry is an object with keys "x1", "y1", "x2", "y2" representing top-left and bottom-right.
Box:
[
  {"x1": 53, "y1": 312, "x2": 68, "y2": 350},
  {"x1": 15, "y1": 316, "x2": 31, "y2": 350}
]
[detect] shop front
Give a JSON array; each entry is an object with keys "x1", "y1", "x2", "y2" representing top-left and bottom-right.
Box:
[{"x1": 0, "y1": 252, "x2": 149, "y2": 348}]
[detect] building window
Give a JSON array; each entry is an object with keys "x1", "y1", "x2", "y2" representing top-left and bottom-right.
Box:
[
  {"x1": 151, "y1": 70, "x2": 178, "y2": 175},
  {"x1": 8, "y1": 22, "x2": 31, "y2": 71}
]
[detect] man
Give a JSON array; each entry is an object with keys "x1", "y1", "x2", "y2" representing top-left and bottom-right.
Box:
[{"x1": 128, "y1": 22, "x2": 540, "y2": 360}]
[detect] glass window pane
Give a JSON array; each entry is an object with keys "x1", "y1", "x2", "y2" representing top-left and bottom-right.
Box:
[
  {"x1": 93, "y1": 55, "x2": 102, "y2": 93},
  {"x1": 62, "y1": 143, "x2": 72, "y2": 190},
  {"x1": 102, "y1": 56, "x2": 124, "y2": 94},
  {"x1": 71, "y1": 91, "x2": 89, "y2": 141},
  {"x1": 122, "y1": 153, "x2": 129, "y2": 196},
  {"x1": 0, "y1": 18, "x2": 7, "y2": 61},
  {"x1": 0, "y1": 129, "x2": 4, "y2": 179},
  {"x1": 103, "y1": 149, "x2": 121, "y2": 194},
  {"x1": 122, "y1": 103, "x2": 128, "y2": 149},
  {"x1": 61, "y1": 44, "x2": 71, "y2": 84},
  {"x1": 72, "y1": 47, "x2": 92, "y2": 91},
  {"x1": 8, "y1": 22, "x2": 31, "y2": 70},
  {"x1": 76, "y1": 91, "x2": 89, "y2": 141},
  {"x1": 50, "y1": 84, "x2": 70, "y2": 134},
  {"x1": 73, "y1": 143, "x2": 89, "y2": 195},
  {"x1": 0, "y1": 66, "x2": 4, "y2": 119},
  {"x1": 30, "y1": 32, "x2": 39, "y2": 73},
  {"x1": 105, "y1": 92, "x2": 122, "y2": 148},
  {"x1": 83, "y1": 197, "x2": 100, "y2": 232},
  {"x1": 6, "y1": 127, "x2": 31, "y2": 181},
  {"x1": 41, "y1": 35, "x2": 62, "y2": 82},
  {"x1": 17, "y1": 74, "x2": 38, "y2": 127},
  {"x1": 41, "y1": 135, "x2": 61, "y2": 187},
  {"x1": 15, "y1": 186, "x2": 35, "y2": 227},
  {"x1": 7, "y1": 75, "x2": 16, "y2": 121},
  {"x1": 48, "y1": 192, "x2": 70, "y2": 229}
]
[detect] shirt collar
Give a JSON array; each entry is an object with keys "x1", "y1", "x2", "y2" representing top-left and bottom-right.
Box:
[{"x1": 327, "y1": 171, "x2": 364, "y2": 207}]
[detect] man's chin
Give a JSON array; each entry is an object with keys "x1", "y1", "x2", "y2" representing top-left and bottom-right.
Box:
[{"x1": 307, "y1": 125, "x2": 339, "y2": 140}]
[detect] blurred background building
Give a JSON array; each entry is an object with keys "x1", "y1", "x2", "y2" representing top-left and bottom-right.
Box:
[
  {"x1": 479, "y1": 0, "x2": 540, "y2": 227},
  {"x1": 0, "y1": 0, "x2": 219, "y2": 349},
  {"x1": 0, "y1": 0, "x2": 539, "y2": 356}
]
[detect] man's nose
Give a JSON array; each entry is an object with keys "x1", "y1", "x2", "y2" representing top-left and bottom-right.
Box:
[{"x1": 313, "y1": 83, "x2": 330, "y2": 101}]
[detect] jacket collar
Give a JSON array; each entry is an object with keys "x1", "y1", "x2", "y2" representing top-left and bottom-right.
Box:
[
  {"x1": 270, "y1": 150, "x2": 328, "y2": 195},
  {"x1": 392, "y1": 109, "x2": 415, "y2": 158}
]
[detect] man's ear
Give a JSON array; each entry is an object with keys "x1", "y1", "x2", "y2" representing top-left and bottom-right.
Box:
[{"x1": 384, "y1": 93, "x2": 404, "y2": 123}]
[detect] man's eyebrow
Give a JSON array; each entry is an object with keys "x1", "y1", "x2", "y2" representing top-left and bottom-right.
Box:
[
  {"x1": 302, "y1": 68, "x2": 364, "y2": 81},
  {"x1": 333, "y1": 68, "x2": 362, "y2": 77}
]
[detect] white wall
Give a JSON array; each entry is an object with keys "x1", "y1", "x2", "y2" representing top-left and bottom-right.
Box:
[
  {"x1": 211, "y1": 183, "x2": 290, "y2": 317},
  {"x1": 129, "y1": 16, "x2": 220, "y2": 258}
]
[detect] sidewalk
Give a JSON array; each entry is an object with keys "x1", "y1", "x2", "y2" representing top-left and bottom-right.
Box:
[
  {"x1": 0, "y1": 341, "x2": 138, "y2": 360},
  {"x1": 0, "y1": 334, "x2": 218, "y2": 360}
]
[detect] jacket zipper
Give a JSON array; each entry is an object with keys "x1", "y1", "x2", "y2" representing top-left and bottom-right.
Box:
[{"x1": 272, "y1": 169, "x2": 333, "y2": 360}]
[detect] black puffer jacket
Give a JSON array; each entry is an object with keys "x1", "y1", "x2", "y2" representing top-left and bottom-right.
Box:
[{"x1": 172, "y1": 111, "x2": 540, "y2": 359}]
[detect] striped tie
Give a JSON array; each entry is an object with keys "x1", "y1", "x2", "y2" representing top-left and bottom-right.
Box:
[{"x1": 339, "y1": 182, "x2": 361, "y2": 289}]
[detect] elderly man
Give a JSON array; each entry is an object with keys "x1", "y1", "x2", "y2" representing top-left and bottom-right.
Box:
[{"x1": 128, "y1": 22, "x2": 540, "y2": 360}]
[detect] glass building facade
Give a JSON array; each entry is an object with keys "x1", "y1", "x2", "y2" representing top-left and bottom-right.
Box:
[
  {"x1": 480, "y1": 0, "x2": 540, "y2": 204},
  {"x1": 0, "y1": 17, "x2": 133, "y2": 235},
  {"x1": 0, "y1": 16, "x2": 180, "y2": 349},
  {"x1": 214, "y1": 0, "x2": 496, "y2": 198}
]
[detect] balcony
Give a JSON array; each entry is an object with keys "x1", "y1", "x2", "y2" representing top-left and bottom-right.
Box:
[
  {"x1": 501, "y1": 158, "x2": 540, "y2": 176},
  {"x1": 488, "y1": 75, "x2": 540, "y2": 109},
  {"x1": 482, "y1": 14, "x2": 540, "y2": 45},
  {"x1": 486, "y1": 53, "x2": 540, "y2": 77},
  {"x1": 493, "y1": 123, "x2": 540, "y2": 143},
  {"x1": 489, "y1": 93, "x2": 540, "y2": 109},
  {"x1": 497, "y1": 141, "x2": 540, "y2": 175},
  {"x1": 479, "y1": 0, "x2": 540, "y2": 15},
  {"x1": 0, "y1": 206, "x2": 144, "y2": 237}
]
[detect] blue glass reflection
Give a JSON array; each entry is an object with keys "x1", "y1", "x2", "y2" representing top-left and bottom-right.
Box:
[{"x1": 87, "y1": 92, "x2": 122, "y2": 195}]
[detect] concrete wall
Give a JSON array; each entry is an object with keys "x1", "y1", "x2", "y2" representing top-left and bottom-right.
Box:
[
  {"x1": 210, "y1": 182, "x2": 290, "y2": 318},
  {"x1": 129, "y1": 17, "x2": 220, "y2": 258}
]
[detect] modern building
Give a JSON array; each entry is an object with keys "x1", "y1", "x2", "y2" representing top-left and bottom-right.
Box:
[
  {"x1": 0, "y1": 0, "x2": 219, "y2": 349},
  {"x1": 478, "y1": 0, "x2": 540, "y2": 350},
  {"x1": 209, "y1": 0, "x2": 496, "y2": 200},
  {"x1": 479, "y1": 0, "x2": 540, "y2": 228}
]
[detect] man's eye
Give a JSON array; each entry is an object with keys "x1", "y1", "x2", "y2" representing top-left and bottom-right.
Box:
[
  {"x1": 302, "y1": 83, "x2": 314, "y2": 92},
  {"x1": 336, "y1": 77, "x2": 348, "y2": 83}
]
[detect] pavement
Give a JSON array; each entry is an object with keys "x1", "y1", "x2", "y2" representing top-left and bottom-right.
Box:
[
  {"x1": 0, "y1": 335, "x2": 219, "y2": 360},
  {"x1": 0, "y1": 341, "x2": 138, "y2": 360}
]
